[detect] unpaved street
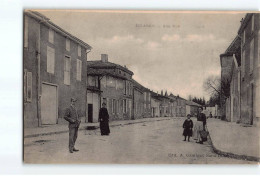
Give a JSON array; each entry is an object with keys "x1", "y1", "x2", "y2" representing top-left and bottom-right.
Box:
[{"x1": 24, "y1": 118, "x2": 253, "y2": 164}]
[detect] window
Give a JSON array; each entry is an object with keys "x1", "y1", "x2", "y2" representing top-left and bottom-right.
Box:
[
  {"x1": 24, "y1": 71, "x2": 32, "y2": 102},
  {"x1": 123, "y1": 99, "x2": 127, "y2": 113},
  {"x1": 76, "y1": 59, "x2": 82, "y2": 81},
  {"x1": 128, "y1": 83, "x2": 131, "y2": 95},
  {"x1": 242, "y1": 50, "x2": 245, "y2": 78},
  {"x1": 78, "y1": 45, "x2": 81, "y2": 57},
  {"x1": 144, "y1": 103, "x2": 146, "y2": 110},
  {"x1": 49, "y1": 29, "x2": 54, "y2": 44},
  {"x1": 144, "y1": 92, "x2": 147, "y2": 101},
  {"x1": 250, "y1": 39, "x2": 254, "y2": 73},
  {"x1": 66, "y1": 38, "x2": 70, "y2": 51},
  {"x1": 107, "y1": 76, "x2": 116, "y2": 87},
  {"x1": 24, "y1": 16, "x2": 28, "y2": 48},
  {"x1": 124, "y1": 81, "x2": 127, "y2": 94},
  {"x1": 112, "y1": 99, "x2": 116, "y2": 114},
  {"x1": 64, "y1": 56, "x2": 71, "y2": 85},
  {"x1": 101, "y1": 76, "x2": 106, "y2": 88},
  {"x1": 47, "y1": 46, "x2": 55, "y2": 74},
  {"x1": 88, "y1": 76, "x2": 98, "y2": 87},
  {"x1": 116, "y1": 100, "x2": 119, "y2": 114}
]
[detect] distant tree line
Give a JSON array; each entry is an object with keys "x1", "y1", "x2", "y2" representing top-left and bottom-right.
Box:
[{"x1": 188, "y1": 95, "x2": 206, "y2": 106}]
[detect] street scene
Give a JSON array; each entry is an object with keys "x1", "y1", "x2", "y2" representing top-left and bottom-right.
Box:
[
  {"x1": 24, "y1": 117, "x2": 252, "y2": 164},
  {"x1": 23, "y1": 10, "x2": 260, "y2": 164}
]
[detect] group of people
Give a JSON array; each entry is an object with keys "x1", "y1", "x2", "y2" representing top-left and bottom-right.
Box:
[
  {"x1": 64, "y1": 97, "x2": 207, "y2": 153},
  {"x1": 182, "y1": 107, "x2": 207, "y2": 144},
  {"x1": 64, "y1": 98, "x2": 110, "y2": 153}
]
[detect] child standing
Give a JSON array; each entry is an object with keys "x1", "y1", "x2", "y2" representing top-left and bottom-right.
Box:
[{"x1": 183, "y1": 114, "x2": 193, "y2": 142}]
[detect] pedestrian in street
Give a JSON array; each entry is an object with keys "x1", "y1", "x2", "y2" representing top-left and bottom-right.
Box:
[
  {"x1": 193, "y1": 107, "x2": 207, "y2": 144},
  {"x1": 182, "y1": 114, "x2": 193, "y2": 142},
  {"x1": 99, "y1": 102, "x2": 110, "y2": 136},
  {"x1": 64, "y1": 98, "x2": 81, "y2": 153}
]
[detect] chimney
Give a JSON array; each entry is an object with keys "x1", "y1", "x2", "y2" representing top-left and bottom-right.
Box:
[{"x1": 101, "y1": 54, "x2": 108, "y2": 62}]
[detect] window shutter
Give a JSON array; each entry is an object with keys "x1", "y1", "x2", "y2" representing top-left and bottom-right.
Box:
[
  {"x1": 78, "y1": 45, "x2": 81, "y2": 57},
  {"x1": 76, "y1": 59, "x2": 82, "y2": 81},
  {"x1": 47, "y1": 46, "x2": 55, "y2": 74},
  {"x1": 24, "y1": 70, "x2": 27, "y2": 101},
  {"x1": 26, "y1": 72, "x2": 32, "y2": 102},
  {"x1": 49, "y1": 29, "x2": 54, "y2": 44},
  {"x1": 24, "y1": 16, "x2": 28, "y2": 48}
]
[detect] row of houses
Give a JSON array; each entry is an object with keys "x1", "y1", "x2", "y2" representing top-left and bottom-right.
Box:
[
  {"x1": 220, "y1": 13, "x2": 260, "y2": 126},
  {"x1": 86, "y1": 54, "x2": 201, "y2": 123},
  {"x1": 23, "y1": 11, "x2": 201, "y2": 128}
]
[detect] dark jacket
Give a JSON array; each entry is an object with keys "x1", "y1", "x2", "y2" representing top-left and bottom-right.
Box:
[
  {"x1": 197, "y1": 113, "x2": 206, "y2": 126},
  {"x1": 99, "y1": 107, "x2": 109, "y2": 122},
  {"x1": 64, "y1": 105, "x2": 81, "y2": 128}
]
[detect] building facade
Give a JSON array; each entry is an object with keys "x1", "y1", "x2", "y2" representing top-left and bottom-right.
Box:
[
  {"x1": 220, "y1": 36, "x2": 241, "y2": 122},
  {"x1": 220, "y1": 13, "x2": 260, "y2": 125},
  {"x1": 23, "y1": 11, "x2": 91, "y2": 128},
  {"x1": 175, "y1": 96, "x2": 186, "y2": 117},
  {"x1": 238, "y1": 13, "x2": 260, "y2": 125},
  {"x1": 87, "y1": 54, "x2": 134, "y2": 122}
]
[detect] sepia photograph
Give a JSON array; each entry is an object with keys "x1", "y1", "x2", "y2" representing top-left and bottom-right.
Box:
[{"x1": 23, "y1": 10, "x2": 260, "y2": 164}]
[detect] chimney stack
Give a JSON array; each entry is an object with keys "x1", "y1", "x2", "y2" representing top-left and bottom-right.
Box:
[{"x1": 101, "y1": 54, "x2": 108, "y2": 62}]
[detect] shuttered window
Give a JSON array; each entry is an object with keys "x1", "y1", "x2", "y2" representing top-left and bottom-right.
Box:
[
  {"x1": 76, "y1": 59, "x2": 82, "y2": 81},
  {"x1": 26, "y1": 72, "x2": 32, "y2": 102},
  {"x1": 66, "y1": 38, "x2": 70, "y2": 51},
  {"x1": 47, "y1": 46, "x2": 55, "y2": 74},
  {"x1": 123, "y1": 99, "x2": 127, "y2": 113},
  {"x1": 78, "y1": 45, "x2": 81, "y2": 57},
  {"x1": 49, "y1": 29, "x2": 54, "y2": 44},
  {"x1": 64, "y1": 56, "x2": 71, "y2": 85},
  {"x1": 24, "y1": 16, "x2": 28, "y2": 48}
]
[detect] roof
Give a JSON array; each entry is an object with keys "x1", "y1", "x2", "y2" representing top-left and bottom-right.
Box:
[
  {"x1": 87, "y1": 60, "x2": 133, "y2": 75},
  {"x1": 238, "y1": 13, "x2": 253, "y2": 34},
  {"x1": 87, "y1": 68, "x2": 128, "y2": 80},
  {"x1": 186, "y1": 100, "x2": 201, "y2": 107},
  {"x1": 25, "y1": 10, "x2": 92, "y2": 50},
  {"x1": 131, "y1": 79, "x2": 150, "y2": 92}
]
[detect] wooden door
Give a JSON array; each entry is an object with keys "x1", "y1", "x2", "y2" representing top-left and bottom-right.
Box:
[{"x1": 41, "y1": 83, "x2": 57, "y2": 125}]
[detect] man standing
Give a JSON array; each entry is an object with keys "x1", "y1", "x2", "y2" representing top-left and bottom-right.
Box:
[{"x1": 64, "y1": 98, "x2": 81, "y2": 153}]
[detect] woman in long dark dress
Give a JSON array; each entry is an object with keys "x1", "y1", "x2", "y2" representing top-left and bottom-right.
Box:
[
  {"x1": 99, "y1": 102, "x2": 110, "y2": 136},
  {"x1": 183, "y1": 114, "x2": 193, "y2": 142}
]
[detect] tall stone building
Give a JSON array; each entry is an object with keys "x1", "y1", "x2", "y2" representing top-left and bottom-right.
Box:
[
  {"x1": 23, "y1": 11, "x2": 92, "y2": 128},
  {"x1": 220, "y1": 13, "x2": 260, "y2": 125},
  {"x1": 238, "y1": 13, "x2": 260, "y2": 125}
]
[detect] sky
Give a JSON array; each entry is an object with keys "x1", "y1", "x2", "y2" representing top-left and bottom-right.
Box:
[{"x1": 38, "y1": 10, "x2": 245, "y2": 100}]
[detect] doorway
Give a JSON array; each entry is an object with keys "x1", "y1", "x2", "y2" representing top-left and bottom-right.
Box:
[
  {"x1": 41, "y1": 83, "x2": 57, "y2": 125},
  {"x1": 88, "y1": 104, "x2": 93, "y2": 123}
]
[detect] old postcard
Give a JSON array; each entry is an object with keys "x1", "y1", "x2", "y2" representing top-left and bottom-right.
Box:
[{"x1": 23, "y1": 10, "x2": 260, "y2": 164}]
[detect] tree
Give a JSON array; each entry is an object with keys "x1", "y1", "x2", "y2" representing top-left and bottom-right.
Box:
[
  {"x1": 203, "y1": 75, "x2": 230, "y2": 106},
  {"x1": 203, "y1": 75, "x2": 230, "y2": 99}
]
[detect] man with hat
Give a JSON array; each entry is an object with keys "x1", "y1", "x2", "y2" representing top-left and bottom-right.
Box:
[{"x1": 64, "y1": 98, "x2": 81, "y2": 153}]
